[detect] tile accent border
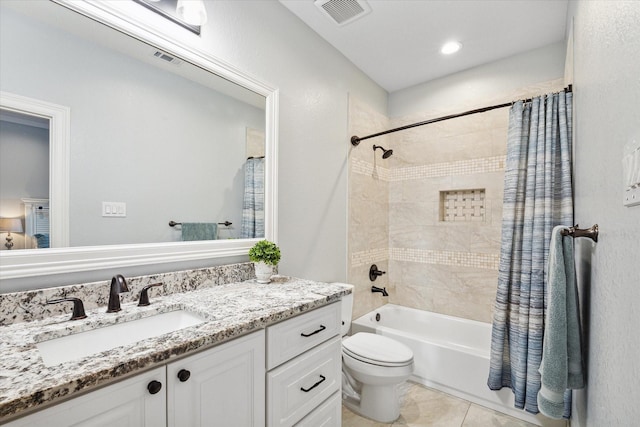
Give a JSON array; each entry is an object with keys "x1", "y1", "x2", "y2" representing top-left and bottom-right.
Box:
[
  {"x1": 392, "y1": 156, "x2": 505, "y2": 181},
  {"x1": 352, "y1": 247, "x2": 499, "y2": 270},
  {"x1": 351, "y1": 156, "x2": 505, "y2": 182},
  {"x1": 351, "y1": 158, "x2": 391, "y2": 181},
  {"x1": 390, "y1": 248, "x2": 499, "y2": 270},
  {"x1": 351, "y1": 247, "x2": 389, "y2": 267}
]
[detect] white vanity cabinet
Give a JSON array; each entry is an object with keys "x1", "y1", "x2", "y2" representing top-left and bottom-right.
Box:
[
  {"x1": 266, "y1": 302, "x2": 342, "y2": 427},
  {"x1": 167, "y1": 329, "x2": 265, "y2": 426},
  {"x1": 4, "y1": 366, "x2": 167, "y2": 427},
  {"x1": 5, "y1": 330, "x2": 265, "y2": 427}
]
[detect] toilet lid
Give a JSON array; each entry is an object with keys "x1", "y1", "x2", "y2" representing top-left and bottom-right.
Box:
[{"x1": 343, "y1": 333, "x2": 413, "y2": 366}]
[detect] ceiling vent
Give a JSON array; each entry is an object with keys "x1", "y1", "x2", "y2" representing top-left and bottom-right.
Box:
[
  {"x1": 152, "y1": 50, "x2": 182, "y2": 65},
  {"x1": 314, "y1": 0, "x2": 371, "y2": 26}
]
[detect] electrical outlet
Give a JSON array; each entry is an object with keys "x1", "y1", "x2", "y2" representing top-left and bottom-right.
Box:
[{"x1": 102, "y1": 202, "x2": 126, "y2": 217}]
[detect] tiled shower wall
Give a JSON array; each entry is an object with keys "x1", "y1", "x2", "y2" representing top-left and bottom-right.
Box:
[
  {"x1": 347, "y1": 97, "x2": 390, "y2": 319},
  {"x1": 387, "y1": 108, "x2": 507, "y2": 322},
  {"x1": 348, "y1": 79, "x2": 565, "y2": 323}
]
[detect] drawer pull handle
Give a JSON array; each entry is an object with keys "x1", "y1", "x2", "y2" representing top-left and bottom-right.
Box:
[
  {"x1": 300, "y1": 325, "x2": 326, "y2": 337},
  {"x1": 300, "y1": 375, "x2": 326, "y2": 392}
]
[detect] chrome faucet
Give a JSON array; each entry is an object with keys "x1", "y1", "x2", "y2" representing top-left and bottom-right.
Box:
[{"x1": 107, "y1": 274, "x2": 129, "y2": 313}]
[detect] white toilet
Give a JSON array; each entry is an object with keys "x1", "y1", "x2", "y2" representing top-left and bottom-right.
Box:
[{"x1": 339, "y1": 286, "x2": 414, "y2": 423}]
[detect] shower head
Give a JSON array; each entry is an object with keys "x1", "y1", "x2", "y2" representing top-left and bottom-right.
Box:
[{"x1": 373, "y1": 145, "x2": 393, "y2": 159}]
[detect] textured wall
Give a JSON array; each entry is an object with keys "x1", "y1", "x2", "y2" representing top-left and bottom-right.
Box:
[{"x1": 569, "y1": 1, "x2": 640, "y2": 425}]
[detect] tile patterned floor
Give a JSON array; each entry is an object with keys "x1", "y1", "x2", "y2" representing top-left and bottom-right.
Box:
[{"x1": 342, "y1": 383, "x2": 539, "y2": 427}]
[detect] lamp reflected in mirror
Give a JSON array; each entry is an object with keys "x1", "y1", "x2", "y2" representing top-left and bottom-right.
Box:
[{"x1": 0, "y1": 217, "x2": 23, "y2": 250}]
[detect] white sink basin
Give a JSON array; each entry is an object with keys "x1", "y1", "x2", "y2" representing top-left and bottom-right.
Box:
[{"x1": 36, "y1": 310, "x2": 205, "y2": 367}]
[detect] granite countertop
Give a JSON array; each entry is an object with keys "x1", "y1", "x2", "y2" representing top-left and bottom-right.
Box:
[{"x1": 0, "y1": 276, "x2": 351, "y2": 421}]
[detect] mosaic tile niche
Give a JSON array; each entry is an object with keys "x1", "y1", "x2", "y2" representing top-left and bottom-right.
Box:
[{"x1": 440, "y1": 189, "x2": 486, "y2": 222}]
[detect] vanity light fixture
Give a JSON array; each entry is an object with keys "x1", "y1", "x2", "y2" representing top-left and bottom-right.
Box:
[
  {"x1": 0, "y1": 217, "x2": 24, "y2": 250},
  {"x1": 132, "y1": 0, "x2": 206, "y2": 34},
  {"x1": 176, "y1": 0, "x2": 208, "y2": 26},
  {"x1": 441, "y1": 41, "x2": 462, "y2": 55}
]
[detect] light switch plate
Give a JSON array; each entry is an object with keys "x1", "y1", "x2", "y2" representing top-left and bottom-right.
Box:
[{"x1": 102, "y1": 202, "x2": 126, "y2": 217}]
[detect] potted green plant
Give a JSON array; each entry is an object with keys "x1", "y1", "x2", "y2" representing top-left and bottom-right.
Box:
[{"x1": 248, "y1": 240, "x2": 281, "y2": 283}]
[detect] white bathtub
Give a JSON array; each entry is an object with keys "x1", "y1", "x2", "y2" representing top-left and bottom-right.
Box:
[{"x1": 351, "y1": 304, "x2": 548, "y2": 426}]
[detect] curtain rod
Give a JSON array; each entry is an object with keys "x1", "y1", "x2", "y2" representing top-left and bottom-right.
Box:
[{"x1": 350, "y1": 85, "x2": 573, "y2": 146}]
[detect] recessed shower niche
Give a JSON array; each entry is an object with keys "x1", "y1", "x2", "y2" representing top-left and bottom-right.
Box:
[{"x1": 439, "y1": 189, "x2": 486, "y2": 222}]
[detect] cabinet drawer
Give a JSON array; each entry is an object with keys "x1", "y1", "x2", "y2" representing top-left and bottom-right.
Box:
[
  {"x1": 267, "y1": 302, "x2": 340, "y2": 369},
  {"x1": 267, "y1": 336, "x2": 341, "y2": 427},
  {"x1": 294, "y1": 391, "x2": 341, "y2": 427}
]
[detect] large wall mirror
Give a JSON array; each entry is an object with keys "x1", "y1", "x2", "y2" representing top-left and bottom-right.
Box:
[{"x1": 0, "y1": 0, "x2": 278, "y2": 283}]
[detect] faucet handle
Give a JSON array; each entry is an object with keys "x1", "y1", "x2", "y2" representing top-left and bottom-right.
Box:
[
  {"x1": 47, "y1": 297, "x2": 87, "y2": 320},
  {"x1": 138, "y1": 283, "x2": 163, "y2": 306},
  {"x1": 369, "y1": 264, "x2": 386, "y2": 281}
]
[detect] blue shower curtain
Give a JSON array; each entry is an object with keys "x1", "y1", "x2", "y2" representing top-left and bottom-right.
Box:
[
  {"x1": 241, "y1": 157, "x2": 265, "y2": 238},
  {"x1": 488, "y1": 91, "x2": 573, "y2": 416}
]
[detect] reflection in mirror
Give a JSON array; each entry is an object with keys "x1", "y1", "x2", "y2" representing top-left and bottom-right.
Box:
[
  {"x1": 0, "y1": 1, "x2": 266, "y2": 250},
  {"x1": 0, "y1": 110, "x2": 49, "y2": 251}
]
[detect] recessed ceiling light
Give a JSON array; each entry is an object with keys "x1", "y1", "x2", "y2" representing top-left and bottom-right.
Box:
[{"x1": 441, "y1": 41, "x2": 462, "y2": 55}]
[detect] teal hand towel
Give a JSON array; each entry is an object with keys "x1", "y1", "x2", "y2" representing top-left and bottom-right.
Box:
[
  {"x1": 537, "y1": 226, "x2": 585, "y2": 419},
  {"x1": 180, "y1": 223, "x2": 218, "y2": 241}
]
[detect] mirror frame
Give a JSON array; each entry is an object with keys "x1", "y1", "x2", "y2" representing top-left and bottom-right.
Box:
[{"x1": 0, "y1": 0, "x2": 279, "y2": 280}]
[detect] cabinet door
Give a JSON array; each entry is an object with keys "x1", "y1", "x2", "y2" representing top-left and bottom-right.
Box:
[
  {"x1": 167, "y1": 330, "x2": 265, "y2": 427},
  {"x1": 4, "y1": 367, "x2": 166, "y2": 427}
]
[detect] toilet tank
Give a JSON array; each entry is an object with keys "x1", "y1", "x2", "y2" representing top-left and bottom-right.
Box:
[{"x1": 332, "y1": 283, "x2": 354, "y2": 336}]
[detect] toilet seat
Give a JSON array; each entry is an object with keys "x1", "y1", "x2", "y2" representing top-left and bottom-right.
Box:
[{"x1": 342, "y1": 333, "x2": 413, "y2": 367}]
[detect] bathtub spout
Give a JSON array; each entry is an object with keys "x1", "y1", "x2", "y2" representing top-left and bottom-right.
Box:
[{"x1": 371, "y1": 285, "x2": 389, "y2": 296}]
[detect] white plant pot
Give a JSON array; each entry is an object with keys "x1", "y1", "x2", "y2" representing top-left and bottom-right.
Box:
[{"x1": 254, "y1": 261, "x2": 273, "y2": 283}]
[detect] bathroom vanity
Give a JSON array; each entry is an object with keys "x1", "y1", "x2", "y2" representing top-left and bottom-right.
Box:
[{"x1": 0, "y1": 275, "x2": 349, "y2": 426}]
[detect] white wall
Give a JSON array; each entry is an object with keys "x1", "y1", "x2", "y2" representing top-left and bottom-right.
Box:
[{"x1": 568, "y1": 1, "x2": 640, "y2": 425}]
